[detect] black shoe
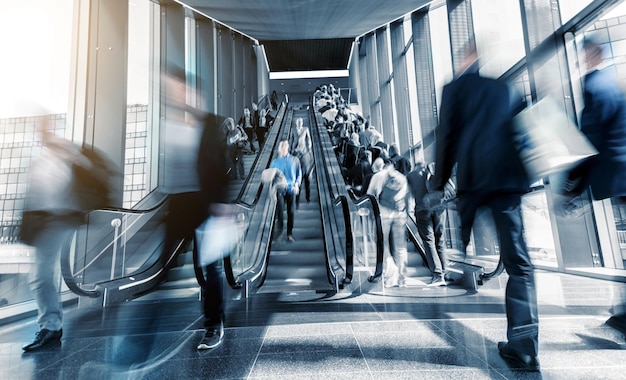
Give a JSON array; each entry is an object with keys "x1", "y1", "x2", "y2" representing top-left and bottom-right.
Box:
[
  {"x1": 497, "y1": 341, "x2": 540, "y2": 372},
  {"x1": 23, "y1": 328, "x2": 63, "y2": 352},
  {"x1": 197, "y1": 322, "x2": 224, "y2": 350}
]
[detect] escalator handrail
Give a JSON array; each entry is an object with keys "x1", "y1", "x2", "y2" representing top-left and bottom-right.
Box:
[
  {"x1": 217, "y1": 98, "x2": 291, "y2": 289},
  {"x1": 310, "y1": 101, "x2": 385, "y2": 284},
  {"x1": 60, "y1": 193, "x2": 170, "y2": 298}
]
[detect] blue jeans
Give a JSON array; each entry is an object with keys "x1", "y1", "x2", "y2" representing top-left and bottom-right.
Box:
[
  {"x1": 458, "y1": 192, "x2": 538, "y2": 356},
  {"x1": 29, "y1": 216, "x2": 78, "y2": 331},
  {"x1": 380, "y1": 207, "x2": 408, "y2": 282},
  {"x1": 416, "y1": 209, "x2": 447, "y2": 276}
]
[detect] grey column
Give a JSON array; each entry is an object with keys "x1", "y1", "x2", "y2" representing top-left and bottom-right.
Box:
[
  {"x1": 197, "y1": 19, "x2": 216, "y2": 113},
  {"x1": 389, "y1": 20, "x2": 413, "y2": 154},
  {"x1": 411, "y1": 9, "x2": 438, "y2": 162},
  {"x1": 376, "y1": 27, "x2": 395, "y2": 144}
]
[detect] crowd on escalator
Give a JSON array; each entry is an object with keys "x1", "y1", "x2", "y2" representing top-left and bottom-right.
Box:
[{"x1": 312, "y1": 82, "x2": 455, "y2": 290}]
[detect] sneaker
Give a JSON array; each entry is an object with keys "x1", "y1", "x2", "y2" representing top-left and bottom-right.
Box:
[
  {"x1": 426, "y1": 276, "x2": 446, "y2": 287},
  {"x1": 23, "y1": 328, "x2": 63, "y2": 352},
  {"x1": 197, "y1": 323, "x2": 224, "y2": 350},
  {"x1": 398, "y1": 278, "x2": 406, "y2": 288},
  {"x1": 287, "y1": 235, "x2": 295, "y2": 242}
]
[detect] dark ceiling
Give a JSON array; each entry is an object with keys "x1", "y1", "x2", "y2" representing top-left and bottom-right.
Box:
[{"x1": 180, "y1": 0, "x2": 433, "y2": 72}]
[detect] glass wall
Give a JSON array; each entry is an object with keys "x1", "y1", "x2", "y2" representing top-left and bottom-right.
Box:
[
  {"x1": 0, "y1": 0, "x2": 74, "y2": 307},
  {"x1": 403, "y1": 17, "x2": 422, "y2": 152},
  {"x1": 124, "y1": 0, "x2": 157, "y2": 208},
  {"x1": 472, "y1": 0, "x2": 526, "y2": 78}
]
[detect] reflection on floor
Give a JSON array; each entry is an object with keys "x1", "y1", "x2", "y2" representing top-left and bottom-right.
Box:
[{"x1": 1, "y1": 269, "x2": 626, "y2": 379}]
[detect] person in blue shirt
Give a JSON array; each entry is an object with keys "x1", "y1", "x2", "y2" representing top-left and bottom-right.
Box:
[{"x1": 270, "y1": 138, "x2": 302, "y2": 242}]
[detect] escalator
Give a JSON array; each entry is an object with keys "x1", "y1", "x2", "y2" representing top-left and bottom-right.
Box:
[
  {"x1": 60, "y1": 98, "x2": 291, "y2": 306},
  {"x1": 259, "y1": 108, "x2": 332, "y2": 294}
]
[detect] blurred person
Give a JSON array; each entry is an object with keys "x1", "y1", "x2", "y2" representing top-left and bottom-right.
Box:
[
  {"x1": 155, "y1": 69, "x2": 232, "y2": 352},
  {"x1": 159, "y1": 69, "x2": 211, "y2": 276},
  {"x1": 407, "y1": 162, "x2": 454, "y2": 286},
  {"x1": 564, "y1": 35, "x2": 626, "y2": 335},
  {"x1": 433, "y1": 40, "x2": 538, "y2": 371},
  {"x1": 388, "y1": 143, "x2": 411, "y2": 176},
  {"x1": 367, "y1": 158, "x2": 409, "y2": 287},
  {"x1": 290, "y1": 117, "x2": 313, "y2": 207},
  {"x1": 237, "y1": 107, "x2": 256, "y2": 153},
  {"x1": 20, "y1": 121, "x2": 86, "y2": 352},
  {"x1": 270, "y1": 138, "x2": 302, "y2": 242},
  {"x1": 196, "y1": 112, "x2": 232, "y2": 350},
  {"x1": 224, "y1": 117, "x2": 248, "y2": 180},
  {"x1": 561, "y1": 35, "x2": 626, "y2": 209}
]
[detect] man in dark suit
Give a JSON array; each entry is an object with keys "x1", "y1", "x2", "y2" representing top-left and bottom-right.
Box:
[
  {"x1": 570, "y1": 35, "x2": 626, "y2": 337},
  {"x1": 564, "y1": 35, "x2": 626, "y2": 203},
  {"x1": 433, "y1": 40, "x2": 539, "y2": 371}
]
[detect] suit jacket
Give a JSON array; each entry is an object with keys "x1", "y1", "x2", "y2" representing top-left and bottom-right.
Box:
[
  {"x1": 434, "y1": 69, "x2": 528, "y2": 196},
  {"x1": 575, "y1": 68, "x2": 626, "y2": 199}
]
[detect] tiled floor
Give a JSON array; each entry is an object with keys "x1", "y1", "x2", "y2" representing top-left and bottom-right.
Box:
[{"x1": 1, "y1": 269, "x2": 626, "y2": 379}]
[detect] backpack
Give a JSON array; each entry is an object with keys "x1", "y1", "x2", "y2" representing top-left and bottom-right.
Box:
[
  {"x1": 72, "y1": 145, "x2": 121, "y2": 213},
  {"x1": 378, "y1": 169, "x2": 407, "y2": 212}
]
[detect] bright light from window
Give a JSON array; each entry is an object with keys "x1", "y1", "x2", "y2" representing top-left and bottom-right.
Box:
[{"x1": 270, "y1": 70, "x2": 349, "y2": 80}]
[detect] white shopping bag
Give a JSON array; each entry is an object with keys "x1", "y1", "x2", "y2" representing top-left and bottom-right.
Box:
[
  {"x1": 195, "y1": 214, "x2": 244, "y2": 267},
  {"x1": 513, "y1": 97, "x2": 597, "y2": 182}
]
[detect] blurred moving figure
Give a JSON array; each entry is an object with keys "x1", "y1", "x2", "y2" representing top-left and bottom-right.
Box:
[
  {"x1": 20, "y1": 122, "x2": 86, "y2": 352},
  {"x1": 290, "y1": 117, "x2": 313, "y2": 208},
  {"x1": 158, "y1": 68, "x2": 231, "y2": 351},
  {"x1": 270, "y1": 138, "x2": 302, "y2": 242},
  {"x1": 433, "y1": 40, "x2": 539, "y2": 371},
  {"x1": 566, "y1": 35, "x2": 626, "y2": 336},
  {"x1": 366, "y1": 158, "x2": 409, "y2": 288},
  {"x1": 196, "y1": 112, "x2": 231, "y2": 350},
  {"x1": 562, "y1": 35, "x2": 626, "y2": 206}
]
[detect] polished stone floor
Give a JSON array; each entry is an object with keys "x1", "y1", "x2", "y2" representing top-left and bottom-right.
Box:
[{"x1": 1, "y1": 269, "x2": 626, "y2": 379}]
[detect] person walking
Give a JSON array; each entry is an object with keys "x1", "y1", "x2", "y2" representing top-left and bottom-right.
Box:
[
  {"x1": 433, "y1": 40, "x2": 539, "y2": 371},
  {"x1": 290, "y1": 117, "x2": 313, "y2": 208},
  {"x1": 270, "y1": 138, "x2": 302, "y2": 242},
  {"x1": 407, "y1": 161, "x2": 453, "y2": 287},
  {"x1": 367, "y1": 158, "x2": 409, "y2": 287}
]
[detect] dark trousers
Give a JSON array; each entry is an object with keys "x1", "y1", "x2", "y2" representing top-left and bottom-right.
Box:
[
  {"x1": 228, "y1": 146, "x2": 244, "y2": 179},
  {"x1": 243, "y1": 128, "x2": 256, "y2": 152},
  {"x1": 275, "y1": 191, "x2": 296, "y2": 236},
  {"x1": 458, "y1": 192, "x2": 539, "y2": 356},
  {"x1": 416, "y1": 208, "x2": 447, "y2": 276},
  {"x1": 296, "y1": 173, "x2": 311, "y2": 208},
  {"x1": 256, "y1": 127, "x2": 267, "y2": 148},
  {"x1": 202, "y1": 262, "x2": 224, "y2": 328}
]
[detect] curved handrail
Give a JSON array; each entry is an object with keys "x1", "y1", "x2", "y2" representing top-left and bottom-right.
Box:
[
  {"x1": 310, "y1": 99, "x2": 385, "y2": 285},
  {"x1": 60, "y1": 193, "x2": 170, "y2": 298},
  {"x1": 349, "y1": 193, "x2": 385, "y2": 282}
]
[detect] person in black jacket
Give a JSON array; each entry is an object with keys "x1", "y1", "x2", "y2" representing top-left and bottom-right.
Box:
[
  {"x1": 569, "y1": 35, "x2": 626, "y2": 337},
  {"x1": 562, "y1": 35, "x2": 626, "y2": 206},
  {"x1": 433, "y1": 40, "x2": 539, "y2": 372},
  {"x1": 196, "y1": 111, "x2": 231, "y2": 350}
]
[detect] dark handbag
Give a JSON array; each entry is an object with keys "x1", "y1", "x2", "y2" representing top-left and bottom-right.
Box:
[{"x1": 19, "y1": 211, "x2": 50, "y2": 245}]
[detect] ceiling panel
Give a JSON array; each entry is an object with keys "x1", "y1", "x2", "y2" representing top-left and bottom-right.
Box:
[{"x1": 180, "y1": 0, "x2": 434, "y2": 71}]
